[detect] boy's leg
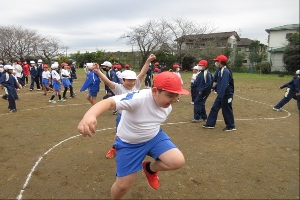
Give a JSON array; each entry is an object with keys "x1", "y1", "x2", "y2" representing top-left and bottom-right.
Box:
[
  {"x1": 111, "y1": 173, "x2": 137, "y2": 199},
  {"x1": 150, "y1": 148, "x2": 185, "y2": 172}
]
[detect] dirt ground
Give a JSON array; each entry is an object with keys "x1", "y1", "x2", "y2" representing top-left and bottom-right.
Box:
[{"x1": 0, "y1": 70, "x2": 299, "y2": 199}]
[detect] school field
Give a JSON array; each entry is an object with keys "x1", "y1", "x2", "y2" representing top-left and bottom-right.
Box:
[{"x1": 0, "y1": 69, "x2": 299, "y2": 199}]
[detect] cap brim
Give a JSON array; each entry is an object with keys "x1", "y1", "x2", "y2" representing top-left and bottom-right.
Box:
[{"x1": 163, "y1": 88, "x2": 189, "y2": 95}]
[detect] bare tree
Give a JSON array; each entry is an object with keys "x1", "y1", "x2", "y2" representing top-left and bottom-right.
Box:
[
  {"x1": 36, "y1": 36, "x2": 62, "y2": 64},
  {"x1": 120, "y1": 20, "x2": 169, "y2": 67},
  {"x1": 119, "y1": 18, "x2": 217, "y2": 67},
  {"x1": 164, "y1": 18, "x2": 217, "y2": 65},
  {"x1": 0, "y1": 25, "x2": 63, "y2": 63}
]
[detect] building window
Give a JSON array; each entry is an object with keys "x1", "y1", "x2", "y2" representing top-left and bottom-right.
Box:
[
  {"x1": 245, "y1": 47, "x2": 249, "y2": 52},
  {"x1": 243, "y1": 60, "x2": 247, "y2": 63},
  {"x1": 227, "y1": 43, "x2": 232, "y2": 48},
  {"x1": 286, "y1": 33, "x2": 293, "y2": 39}
]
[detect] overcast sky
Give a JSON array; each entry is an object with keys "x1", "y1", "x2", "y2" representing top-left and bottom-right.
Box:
[{"x1": 1, "y1": 0, "x2": 299, "y2": 54}]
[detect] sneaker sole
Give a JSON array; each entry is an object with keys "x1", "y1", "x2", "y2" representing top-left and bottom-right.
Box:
[
  {"x1": 224, "y1": 129, "x2": 236, "y2": 131},
  {"x1": 202, "y1": 125, "x2": 214, "y2": 129}
]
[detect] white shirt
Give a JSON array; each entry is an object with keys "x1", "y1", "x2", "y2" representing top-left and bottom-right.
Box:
[
  {"x1": 111, "y1": 78, "x2": 141, "y2": 95},
  {"x1": 42, "y1": 71, "x2": 51, "y2": 79},
  {"x1": 61, "y1": 69, "x2": 70, "y2": 79},
  {"x1": 112, "y1": 89, "x2": 172, "y2": 144},
  {"x1": 13, "y1": 64, "x2": 23, "y2": 78},
  {"x1": 52, "y1": 70, "x2": 60, "y2": 81}
]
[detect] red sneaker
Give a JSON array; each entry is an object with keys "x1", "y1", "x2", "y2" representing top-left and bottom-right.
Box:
[
  {"x1": 105, "y1": 148, "x2": 116, "y2": 158},
  {"x1": 142, "y1": 161, "x2": 160, "y2": 190}
]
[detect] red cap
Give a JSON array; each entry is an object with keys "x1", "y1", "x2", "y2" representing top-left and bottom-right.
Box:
[
  {"x1": 154, "y1": 67, "x2": 159, "y2": 72},
  {"x1": 154, "y1": 72, "x2": 189, "y2": 95},
  {"x1": 213, "y1": 55, "x2": 228, "y2": 62},
  {"x1": 125, "y1": 64, "x2": 130, "y2": 68},
  {"x1": 154, "y1": 62, "x2": 159, "y2": 66},
  {"x1": 43, "y1": 64, "x2": 48, "y2": 68},
  {"x1": 173, "y1": 64, "x2": 180, "y2": 68},
  {"x1": 198, "y1": 60, "x2": 208, "y2": 66},
  {"x1": 61, "y1": 62, "x2": 67, "y2": 66}
]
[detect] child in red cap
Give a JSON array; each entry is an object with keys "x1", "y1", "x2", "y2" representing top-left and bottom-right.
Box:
[{"x1": 78, "y1": 71, "x2": 189, "y2": 199}]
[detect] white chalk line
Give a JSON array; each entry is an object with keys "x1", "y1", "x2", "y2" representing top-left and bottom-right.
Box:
[{"x1": 15, "y1": 95, "x2": 291, "y2": 199}]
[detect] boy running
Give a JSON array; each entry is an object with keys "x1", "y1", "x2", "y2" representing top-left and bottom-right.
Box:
[{"x1": 78, "y1": 71, "x2": 189, "y2": 199}]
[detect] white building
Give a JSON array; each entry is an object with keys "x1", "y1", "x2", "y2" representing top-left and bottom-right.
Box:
[{"x1": 265, "y1": 24, "x2": 300, "y2": 71}]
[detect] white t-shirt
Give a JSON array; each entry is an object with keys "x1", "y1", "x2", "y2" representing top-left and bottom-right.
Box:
[
  {"x1": 112, "y1": 89, "x2": 172, "y2": 144},
  {"x1": 61, "y1": 69, "x2": 70, "y2": 79},
  {"x1": 52, "y1": 70, "x2": 60, "y2": 81},
  {"x1": 42, "y1": 71, "x2": 51, "y2": 79},
  {"x1": 13, "y1": 64, "x2": 23, "y2": 78}
]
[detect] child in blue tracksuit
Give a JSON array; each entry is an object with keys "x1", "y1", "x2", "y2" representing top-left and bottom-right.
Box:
[
  {"x1": 0, "y1": 65, "x2": 21, "y2": 112},
  {"x1": 80, "y1": 63, "x2": 101, "y2": 105},
  {"x1": 273, "y1": 70, "x2": 300, "y2": 112},
  {"x1": 190, "y1": 60, "x2": 212, "y2": 122},
  {"x1": 202, "y1": 55, "x2": 236, "y2": 131}
]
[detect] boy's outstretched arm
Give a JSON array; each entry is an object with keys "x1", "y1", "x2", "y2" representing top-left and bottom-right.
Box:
[
  {"x1": 78, "y1": 98, "x2": 116, "y2": 137},
  {"x1": 137, "y1": 54, "x2": 156, "y2": 82},
  {"x1": 93, "y1": 64, "x2": 115, "y2": 89}
]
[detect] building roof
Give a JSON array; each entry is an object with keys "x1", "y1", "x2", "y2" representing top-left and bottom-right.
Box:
[
  {"x1": 176, "y1": 31, "x2": 240, "y2": 42},
  {"x1": 265, "y1": 24, "x2": 300, "y2": 33},
  {"x1": 237, "y1": 38, "x2": 252, "y2": 46}
]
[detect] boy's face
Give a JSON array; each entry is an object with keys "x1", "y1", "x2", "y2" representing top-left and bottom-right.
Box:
[
  {"x1": 123, "y1": 79, "x2": 136, "y2": 90},
  {"x1": 152, "y1": 87, "x2": 179, "y2": 108}
]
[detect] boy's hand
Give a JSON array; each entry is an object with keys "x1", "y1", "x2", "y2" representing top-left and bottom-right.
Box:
[
  {"x1": 148, "y1": 54, "x2": 156, "y2": 62},
  {"x1": 78, "y1": 116, "x2": 97, "y2": 137}
]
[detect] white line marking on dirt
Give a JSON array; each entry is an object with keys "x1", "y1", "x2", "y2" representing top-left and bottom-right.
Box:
[{"x1": 16, "y1": 94, "x2": 291, "y2": 199}]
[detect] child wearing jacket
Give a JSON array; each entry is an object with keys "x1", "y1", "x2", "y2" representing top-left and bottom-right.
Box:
[
  {"x1": 80, "y1": 63, "x2": 101, "y2": 105},
  {"x1": 0, "y1": 65, "x2": 22, "y2": 112},
  {"x1": 190, "y1": 60, "x2": 212, "y2": 122},
  {"x1": 273, "y1": 70, "x2": 300, "y2": 112}
]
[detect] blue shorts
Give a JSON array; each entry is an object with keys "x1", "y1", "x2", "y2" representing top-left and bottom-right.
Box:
[
  {"x1": 88, "y1": 91, "x2": 97, "y2": 97},
  {"x1": 42, "y1": 78, "x2": 49, "y2": 86},
  {"x1": 53, "y1": 81, "x2": 61, "y2": 91},
  {"x1": 114, "y1": 129, "x2": 177, "y2": 177},
  {"x1": 62, "y1": 78, "x2": 71, "y2": 88}
]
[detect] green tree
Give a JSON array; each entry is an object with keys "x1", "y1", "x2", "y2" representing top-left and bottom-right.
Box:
[
  {"x1": 233, "y1": 52, "x2": 246, "y2": 72},
  {"x1": 154, "y1": 49, "x2": 178, "y2": 70},
  {"x1": 283, "y1": 33, "x2": 300, "y2": 73}
]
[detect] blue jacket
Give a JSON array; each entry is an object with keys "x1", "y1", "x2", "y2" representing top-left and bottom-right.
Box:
[
  {"x1": 191, "y1": 69, "x2": 212, "y2": 95},
  {"x1": 215, "y1": 66, "x2": 234, "y2": 98},
  {"x1": 37, "y1": 64, "x2": 44, "y2": 76},
  {"x1": 0, "y1": 72, "x2": 18, "y2": 89},
  {"x1": 105, "y1": 69, "x2": 120, "y2": 94},
  {"x1": 80, "y1": 71, "x2": 100, "y2": 93},
  {"x1": 30, "y1": 66, "x2": 39, "y2": 77},
  {"x1": 280, "y1": 76, "x2": 299, "y2": 93}
]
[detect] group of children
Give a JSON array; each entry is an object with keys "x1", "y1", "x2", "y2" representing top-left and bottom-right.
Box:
[
  {"x1": 0, "y1": 60, "x2": 77, "y2": 111},
  {"x1": 189, "y1": 55, "x2": 236, "y2": 131}
]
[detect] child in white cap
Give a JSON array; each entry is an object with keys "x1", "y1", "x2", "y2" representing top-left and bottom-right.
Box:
[
  {"x1": 93, "y1": 54, "x2": 156, "y2": 159},
  {"x1": 80, "y1": 63, "x2": 100, "y2": 105},
  {"x1": 78, "y1": 71, "x2": 189, "y2": 199},
  {"x1": 0, "y1": 65, "x2": 22, "y2": 112},
  {"x1": 189, "y1": 65, "x2": 200, "y2": 104},
  {"x1": 273, "y1": 69, "x2": 300, "y2": 112},
  {"x1": 48, "y1": 63, "x2": 65, "y2": 103}
]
